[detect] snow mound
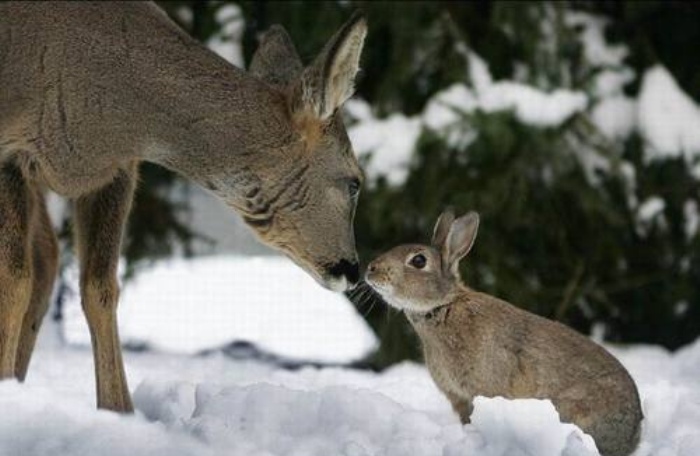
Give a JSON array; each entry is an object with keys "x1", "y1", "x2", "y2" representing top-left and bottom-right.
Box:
[
  {"x1": 446, "y1": 397, "x2": 598, "y2": 456},
  {"x1": 5, "y1": 335, "x2": 700, "y2": 456},
  {"x1": 172, "y1": 386, "x2": 595, "y2": 456},
  {"x1": 634, "y1": 382, "x2": 700, "y2": 456},
  {"x1": 0, "y1": 380, "x2": 214, "y2": 456},
  {"x1": 185, "y1": 383, "x2": 445, "y2": 456},
  {"x1": 131, "y1": 374, "x2": 598, "y2": 456},
  {"x1": 131, "y1": 338, "x2": 700, "y2": 456},
  {"x1": 62, "y1": 256, "x2": 378, "y2": 363}
]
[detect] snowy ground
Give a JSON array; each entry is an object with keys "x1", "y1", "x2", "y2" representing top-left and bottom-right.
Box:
[
  {"x1": 2, "y1": 319, "x2": 699, "y2": 455},
  {"x1": 60, "y1": 256, "x2": 377, "y2": 363},
  {"x1": 5, "y1": 255, "x2": 699, "y2": 455}
]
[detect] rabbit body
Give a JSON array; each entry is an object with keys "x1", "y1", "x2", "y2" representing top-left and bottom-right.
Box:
[
  {"x1": 366, "y1": 211, "x2": 643, "y2": 456},
  {"x1": 406, "y1": 288, "x2": 642, "y2": 456}
]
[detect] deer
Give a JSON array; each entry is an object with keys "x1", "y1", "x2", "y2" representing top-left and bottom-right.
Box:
[{"x1": 0, "y1": 2, "x2": 366, "y2": 412}]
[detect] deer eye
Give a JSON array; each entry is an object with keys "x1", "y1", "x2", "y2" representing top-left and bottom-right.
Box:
[
  {"x1": 409, "y1": 253, "x2": 427, "y2": 269},
  {"x1": 348, "y1": 178, "x2": 361, "y2": 199}
]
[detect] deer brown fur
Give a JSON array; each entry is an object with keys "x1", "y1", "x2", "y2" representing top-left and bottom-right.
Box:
[{"x1": 0, "y1": 2, "x2": 367, "y2": 411}]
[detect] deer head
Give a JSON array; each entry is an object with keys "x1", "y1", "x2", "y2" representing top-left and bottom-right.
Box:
[{"x1": 233, "y1": 13, "x2": 367, "y2": 291}]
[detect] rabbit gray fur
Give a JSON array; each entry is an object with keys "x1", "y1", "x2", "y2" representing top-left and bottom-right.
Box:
[{"x1": 365, "y1": 210, "x2": 643, "y2": 456}]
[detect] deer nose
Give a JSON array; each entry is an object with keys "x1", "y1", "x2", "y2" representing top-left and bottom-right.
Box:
[{"x1": 328, "y1": 259, "x2": 360, "y2": 285}]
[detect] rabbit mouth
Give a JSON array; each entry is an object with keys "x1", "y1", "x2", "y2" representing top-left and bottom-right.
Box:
[
  {"x1": 365, "y1": 277, "x2": 392, "y2": 294},
  {"x1": 364, "y1": 276, "x2": 395, "y2": 300},
  {"x1": 366, "y1": 279, "x2": 423, "y2": 312}
]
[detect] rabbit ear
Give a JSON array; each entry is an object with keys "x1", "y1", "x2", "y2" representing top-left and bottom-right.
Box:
[
  {"x1": 432, "y1": 208, "x2": 455, "y2": 249},
  {"x1": 443, "y1": 212, "x2": 479, "y2": 276}
]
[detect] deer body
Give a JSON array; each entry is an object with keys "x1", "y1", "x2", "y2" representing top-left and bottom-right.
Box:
[{"x1": 0, "y1": 2, "x2": 367, "y2": 411}]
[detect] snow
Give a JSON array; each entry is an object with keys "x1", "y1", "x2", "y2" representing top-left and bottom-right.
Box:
[
  {"x1": 173, "y1": 6, "x2": 193, "y2": 28},
  {"x1": 60, "y1": 255, "x2": 377, "y2": 363},
  {"x1": 589, "y1": 64, "x2": 700, "y2": 168},
  {"x1": 636, "y1": 196, "x2": 667, "y2": 236},
  {"x1": 638, "y1": 66, "x2": 700, "y2": 160},
  {"x1": 347, "y1": 106, "x2": 422, "y2": 186},
  {"x1": 346, "y1": 22, "x2": 700, "y2": 189},
  {"x1": 638, "y1": 197, "x2": 665, "y2": 222},
  {"x1": 348, "y1": 52, "x2": 588, "y2": 187},
  {"x1": 466, "y1": 51, "x2": 493, "y2": 92},
  {"x1": 684, "y1": 200, "x2": 699, "y2": 240},
  {"x1": 422, "y1": 85, "x2": 479, "y2": 150},
  {"x1": 423, "y1": 85, "x2": 477, "y2": 131},
  {"x1": 454, "y1": 397, "x2": 597, "y2": 456},
  {"x1": 592, "y1": 69, "x2": 635, "y2": 99},
  {"x1": 207, "y1": 4, "x2": 245, "y2": 67},
  {"x1": 565, "y1": 12, "x2": 628, "y2": 68},
  {"x1": 446, "y1": 53, "x2": 589, "y2": 128},
  {"x1": 477, "y1": 82, "x2": 588, "y2": 127},
  {"x1": 345, "y1": 10, "x2": 700, "y2": 187},
  {"x1": 591, "y1": 96, "x2": 637, "y2": 140},
  {"x1": 4, "y1": 330, "x2": 700, "y2": 455}
]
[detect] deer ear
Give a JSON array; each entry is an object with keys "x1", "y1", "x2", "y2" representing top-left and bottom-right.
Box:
[
  {"x1": 289, "y1": 11, "x2": 367, "y2": 121},
  {"x1": 443, "y1": 212, "x2": 479, "y2": 276},
  {"x1": 432, "y1": 208, "x2": 455, "y2": 249},
  {"x1": 250, "y1": 25, "x2": 303, "y2": 88}
]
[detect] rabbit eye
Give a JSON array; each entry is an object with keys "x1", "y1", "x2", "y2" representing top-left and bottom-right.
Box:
[{"x1": 409, "y1": 254, "x2": 427, "y2": 269}]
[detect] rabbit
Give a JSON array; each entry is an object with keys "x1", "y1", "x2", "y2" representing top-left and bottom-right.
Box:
[{"x1": 365, "y1": 209, "x2": 643, "y2": 456}]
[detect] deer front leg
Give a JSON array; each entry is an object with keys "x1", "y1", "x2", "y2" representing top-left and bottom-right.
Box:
[
  {"x1": 15, "y1": 192, "x2": 59, "y2": 380},
  {"x1": 74, "y1": 165, "x2": 137, "y2": 412},
  {"x1": 0, "y1": 162, "x2": 33, "y2": 378}
]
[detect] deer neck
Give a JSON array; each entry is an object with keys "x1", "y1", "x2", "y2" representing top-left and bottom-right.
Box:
[
  {"x1": 125, "y1": 24, "x2": 295, "y2": 187},
  {"x1": 2, "y1": 3, "x2": 296, "y2": 198}
]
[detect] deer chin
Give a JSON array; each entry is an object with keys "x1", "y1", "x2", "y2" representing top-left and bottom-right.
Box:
[
  {"x1": 323, "y1": 275, "x2": 349, "y2": 293},
  {"x1": 310, "y1": 267, "x2": 352, "y2": 292}
]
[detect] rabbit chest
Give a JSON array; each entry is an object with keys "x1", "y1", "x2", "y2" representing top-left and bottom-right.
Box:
[
  {"x1": 409, "y1": 305, "x2": 521, "y2": 400},
  {"x1": 409, "y1": 302, "x2": 549, "y2": 402}
]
